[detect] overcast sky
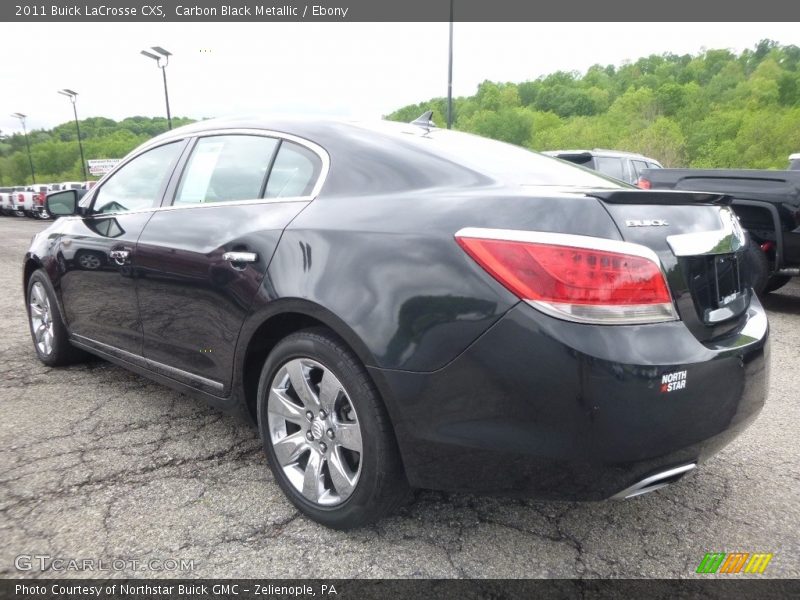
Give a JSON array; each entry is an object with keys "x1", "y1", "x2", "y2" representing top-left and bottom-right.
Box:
[{"x1": 1, "y1": 22, "x2": 797, "y2": 134}]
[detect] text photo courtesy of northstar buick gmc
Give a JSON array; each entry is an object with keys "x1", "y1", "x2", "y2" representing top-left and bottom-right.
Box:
[{"x1": 24, "y1": 116, "x2": 768, "y2": 529}]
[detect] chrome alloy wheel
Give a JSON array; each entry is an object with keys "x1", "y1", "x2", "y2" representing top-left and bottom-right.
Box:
[
  {"x1": 267, "y1": 358, "x2": 363, "y2": 506},
  {"x1": 29, "y1": 282, "x2": 55, "y2": 356}
]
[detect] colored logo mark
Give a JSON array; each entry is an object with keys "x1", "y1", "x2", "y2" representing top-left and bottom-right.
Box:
[{"x1": 696, "y1": 552, "x2": 773, "y2": 574}]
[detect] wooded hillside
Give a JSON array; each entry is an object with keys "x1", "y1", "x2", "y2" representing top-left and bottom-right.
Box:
[{"x1": 388, "y1": 40, "x2": 800, "y2": 169}]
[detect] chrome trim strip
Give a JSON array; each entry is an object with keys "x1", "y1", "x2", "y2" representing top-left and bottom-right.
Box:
[
  {"x1": 666, "y1": 207, "x2": 746, "y2": 257},
  {"x1": 71, "y1": 334, "x2": 224, "y2": 393},
  {"x1": 611, "y1": 463, "x2": 696, "y2": 500},
  {"x1": 82, "y1": 197, "x2": 312, "y2": 220}
]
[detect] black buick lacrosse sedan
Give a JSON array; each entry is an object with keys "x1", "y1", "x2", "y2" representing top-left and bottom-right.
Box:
[{"x1": 25, "y1": 116, "x2": 768, "y2": 528}]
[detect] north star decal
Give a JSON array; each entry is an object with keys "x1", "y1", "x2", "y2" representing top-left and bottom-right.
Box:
[{"x1": 661, "y1": 370, "x2": 687, "y2": 392}]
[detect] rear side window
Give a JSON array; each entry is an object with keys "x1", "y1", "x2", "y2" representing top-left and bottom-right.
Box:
[
  {"x1": 93, "y1": 142, "x2": 183, "y2": 214},
  {"x1": 175, "y1": 135, "x2": 279, "y2": 205},
  {"x1": 594, "y1": 157, "x2": 626, "y2": 182},
  {"x1": 265, "y1": 142, "x2": 322, "y2": 198},
  {"x1": 646, "y1": 162, "x2": 661, "y2": 169}
]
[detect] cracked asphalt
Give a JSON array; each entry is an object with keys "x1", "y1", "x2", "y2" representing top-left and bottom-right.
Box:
[{"x1": 1, "y1": 218, "x2": 799, "y2": 579}]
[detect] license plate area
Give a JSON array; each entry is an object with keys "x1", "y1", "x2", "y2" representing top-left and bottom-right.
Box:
[
  {"x1": 684, "y1": 253, "x2": 747, "y2": 325},
  {"x1": 713, "y1": 254, "x2": 741, "y2": 305}
]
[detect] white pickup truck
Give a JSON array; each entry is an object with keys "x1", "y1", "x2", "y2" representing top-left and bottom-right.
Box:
[
  {"x1": 0, "y1": 188, "x2": 14, "y2": 216},
  {"x1": 9, "y1": 186, "x2": 35, "y2": 217}
]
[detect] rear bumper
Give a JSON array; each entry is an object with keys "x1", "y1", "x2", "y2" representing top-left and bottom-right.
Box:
[{"x1": 373, "y1": 298, "x2": 769, "y2": 500}]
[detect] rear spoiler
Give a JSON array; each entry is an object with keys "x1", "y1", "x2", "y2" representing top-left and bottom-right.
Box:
[{"x1": 588, "y1": 190, "x2": 731, "y2": 206}]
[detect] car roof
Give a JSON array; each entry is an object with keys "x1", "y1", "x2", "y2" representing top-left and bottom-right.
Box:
[
  {"x1": 133, "y1": 116, "x2": 625, "y2": 196},
  {"x1": 790, "y1": 153, "x2": 800, "y2": 160},
  {"x1": 145, "y1": 115, "x2": 432, "y2": 146}
]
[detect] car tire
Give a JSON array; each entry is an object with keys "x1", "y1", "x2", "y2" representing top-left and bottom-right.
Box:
[
  {"x1": 744, "y1": 238, "x2": 769, "y2": 295},
  {"x1": 257, "y1": 327, "x2": 409, "y2": 529},
  {"x1": 26, "y1": 269, "x2": 88, "y2": 367},
  {"x1": 764, "y1": 275, "x2": 792, "y2": 294}
]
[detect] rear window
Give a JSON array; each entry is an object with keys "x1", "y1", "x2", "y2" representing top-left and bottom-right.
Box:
[
  {"x1": 555, "y1": 154, "x2": 594, "y2": 167},
  {"x1": 420, "y1": 132, "x2": 623, "y2": 188}
]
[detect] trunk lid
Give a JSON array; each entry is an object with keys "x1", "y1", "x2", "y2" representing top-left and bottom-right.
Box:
[{"x1": 589, "y1": 190, "x2": 750, "y2": 342}]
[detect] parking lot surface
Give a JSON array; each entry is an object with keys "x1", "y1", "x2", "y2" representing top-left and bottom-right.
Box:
[{"x1": 1, "y1": 218, "x2": 798, "y2": 579}]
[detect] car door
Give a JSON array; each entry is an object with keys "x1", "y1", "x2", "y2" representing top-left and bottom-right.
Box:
[
  {"x1": 56, "y1": 140, "x2": 187, "y2": 355},
  {"x1": 135, "y1": 133, "x2": 326, "y2": 395}
]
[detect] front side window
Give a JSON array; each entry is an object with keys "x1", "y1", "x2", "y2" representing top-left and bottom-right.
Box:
[
  {"x1": 175, "y1": 135, "x2": 279, "y2": 205},
  {"x1": 92, "y1": 142, "x2": 183, "y2": 214},
  {"x1": 265, "y1": 141, "x2": 322, "y2": 198}
]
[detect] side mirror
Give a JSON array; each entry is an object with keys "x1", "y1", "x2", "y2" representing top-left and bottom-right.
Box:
[{"x1": 46, "y1": 189, "x2": 78, "y2": 217}]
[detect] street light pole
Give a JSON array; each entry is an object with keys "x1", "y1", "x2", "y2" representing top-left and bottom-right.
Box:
[
  {"x1": 11, "y1": 113, "x2": 36, "y2": 184},
  {"x1": 141, "y1": 46, "x2": 173, "y2": 130},
  {"x1": 446, "y1": 0, "x2": 454, "y2": 129},
  {"x1": 58, "y1": 90, "x2": 88, "y2": 180}
]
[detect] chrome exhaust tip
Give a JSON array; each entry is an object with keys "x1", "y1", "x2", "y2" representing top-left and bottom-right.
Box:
[{"x1": 611, "y1": 463, "x2": 696, "y2": 500}]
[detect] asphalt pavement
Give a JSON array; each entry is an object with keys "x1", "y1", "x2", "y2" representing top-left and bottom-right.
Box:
[{"x1": 1, "y1": 218, "x2": 798, "y2": 578}]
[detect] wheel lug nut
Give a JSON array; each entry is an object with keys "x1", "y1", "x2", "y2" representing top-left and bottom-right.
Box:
[
  {"x1": 327, "y1": 429, "x2": 335, "y2": 439},
  {"x1": 305, "y1": 411, "x2": 314, "y2": 421},
  {"x1": 319, "y1": 442, "x2": 327, "y2": 453},
  {"x1": 305, "y1": 431, "x2": 314, "y2": 441},
  {"x1": 319, "y1": 410, "x2": 327, "y2": 419}
]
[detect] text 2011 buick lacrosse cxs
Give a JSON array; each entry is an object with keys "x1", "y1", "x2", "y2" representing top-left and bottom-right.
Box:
[{"x1": 24, "y1": 116, "x2": 768, "y2": 528}]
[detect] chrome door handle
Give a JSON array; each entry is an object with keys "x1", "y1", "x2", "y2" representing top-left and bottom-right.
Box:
[
  {"x1": 109, "y1": 250, "x2": 130, "y2": 265},
  {"x1": 223, "y1": 251, "x2": 258, "y2": 263}
]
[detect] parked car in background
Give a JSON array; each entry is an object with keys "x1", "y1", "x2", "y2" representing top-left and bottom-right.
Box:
[
  {"x1": 0, "y1": 188, "x2": 14, "y2": 216},
  {"x1": 790, "y1": 153, "x2": 800, "y2": 170},
  {"x1": 26, "y1": 117, "x2": 768, "y2": 529},
  {"x1": 543, "y1": 149, "x2": 663, "y2": 185},
  {"x1": 27, "y1": 185, "x2": 54, "y2": 219},
  {"x1": 11, "y1": 186, "x2": 35, "y2": 217},
  {"x1": 639, "y1": 168, "x2": 800, "y2": 294}
]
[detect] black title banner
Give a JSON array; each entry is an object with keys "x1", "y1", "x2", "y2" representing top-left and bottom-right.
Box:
[
  {"x1": 3, "y1": 0, "x2": 800, "y2": 22},
  {"x1": 3, "y1": 579, "x2": 800, "y2": 600}
]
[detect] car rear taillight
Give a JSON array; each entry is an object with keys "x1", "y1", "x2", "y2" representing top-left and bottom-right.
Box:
[
  {"x1": 636, "y1": 177, "x2": 651, "y2": 190},
  {"x1": 456, "y1": 228, "x2": 677, "y2": 325}
]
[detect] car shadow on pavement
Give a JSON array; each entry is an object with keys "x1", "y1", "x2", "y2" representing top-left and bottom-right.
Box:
[{"x1": 760, "y1": 291, "x2": 800, "y2": 315}]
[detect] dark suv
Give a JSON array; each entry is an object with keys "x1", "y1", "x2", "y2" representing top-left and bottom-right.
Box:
[{"x1": 25, "y1": 117, "x2": 768, "y2": 528}]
